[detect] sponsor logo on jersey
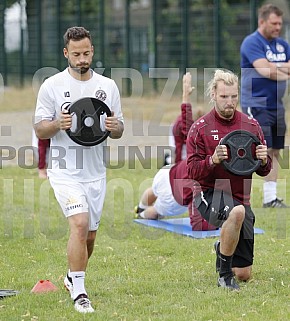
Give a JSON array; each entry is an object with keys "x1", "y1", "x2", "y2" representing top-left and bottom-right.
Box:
[
  {"x1": 64, "y1": 91, "x2": 70, "y2": 97},
  {"x1": 266, "y1": 49, "x2": 286, "y2": 62},
  {"x1": 61, "y1": 101, "x2": 71, "y2": 111}
]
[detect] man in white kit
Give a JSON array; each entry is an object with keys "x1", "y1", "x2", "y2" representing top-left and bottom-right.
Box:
[{"x1": 34, "y1": 26, "x2": 124, "y2": 313}]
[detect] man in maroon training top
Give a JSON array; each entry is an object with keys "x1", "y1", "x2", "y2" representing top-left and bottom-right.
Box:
[
  {"x1": 135, "y1": 72, "x2": 216, "y2": 230},
  {"x1": 186, "y1": 69, "x2": 272, "y2": 290}
]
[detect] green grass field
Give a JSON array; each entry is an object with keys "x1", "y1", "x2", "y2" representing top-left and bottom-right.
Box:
[
  {"x1": 0, "y1": 86, "x2": 289, "y2": 320},
  {"x1": 0, "y1": 162, "x2": 289, "y2": 321}
]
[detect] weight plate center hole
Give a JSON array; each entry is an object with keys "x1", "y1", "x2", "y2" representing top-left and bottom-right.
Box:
[
  {"x1": 84, "y1": 116, "x2": 95, "y2": 127},
  {"x1": 237, "y1": 148, "x2": 246, "y2": 158}
]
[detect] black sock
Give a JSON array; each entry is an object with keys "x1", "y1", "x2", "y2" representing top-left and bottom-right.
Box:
[
  {"x1": 219, "y1": 252, "x2": 233, "y2": 278},
  {"x1": 136, "y1": 206, "x2": 145, "y2": 213}
]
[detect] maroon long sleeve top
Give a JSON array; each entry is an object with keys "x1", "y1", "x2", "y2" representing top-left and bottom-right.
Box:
[{"x1": 186, "y1": 108, "x2": 272, "y2": 205}]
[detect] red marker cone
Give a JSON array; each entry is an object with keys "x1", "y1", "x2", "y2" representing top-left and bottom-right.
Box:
[{"x1": 31, "y1": 280, "x2": 58, "y2": 293}]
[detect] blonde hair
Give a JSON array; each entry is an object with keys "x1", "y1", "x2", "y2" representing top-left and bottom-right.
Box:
[{"x1": 206, "y1": 69, "x2": 239, "y2": 103}]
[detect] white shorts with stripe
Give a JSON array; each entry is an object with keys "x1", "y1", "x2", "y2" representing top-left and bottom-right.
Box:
[{"x1": 49, "y1": 178, "x2": 106, "y2": 231}]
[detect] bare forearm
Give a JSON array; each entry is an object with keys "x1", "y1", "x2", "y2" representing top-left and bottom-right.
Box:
[
  {"x1": 182, "y1": 93, "x2": 190, "y2": 104},
  {"x1": 34, "y1": 119, "x2": 60, "y2": 139},
  {"x1": 109, "y1": 120, "x2": 124, "y2": 139},
  {"x1": 275, "y1": 61, "x2": 290, "y2": 76},
  {"x1": 253, "y1": 60, "x2": 290, "y2": 80},
  {"x1": 271, "y1": 68, "x2": 290, "y2": 80}
]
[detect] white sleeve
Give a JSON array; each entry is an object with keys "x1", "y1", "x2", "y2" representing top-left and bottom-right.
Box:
[
  {"x1": 34, "y1": 80, "x2": 56, "y2": 124},
  {"x1": 110, "y1": 80, "x2": 124, "y2": 124}
]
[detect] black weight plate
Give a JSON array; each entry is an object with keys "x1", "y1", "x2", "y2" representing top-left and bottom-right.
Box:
[
  {"x1": 66, "y1": 97, "x2": 111, "y2": 146},
  {"x1": 220, "y1": 130, "x2": 262, "y2": 176}
]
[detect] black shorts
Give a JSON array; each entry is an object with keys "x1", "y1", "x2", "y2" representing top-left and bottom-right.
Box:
[
  {"x1": 194, "y1": 189, "x2": 255, "y2": 268},
  {"x1": 242, "y1": 107, "x2": 286, "y2": 149}
]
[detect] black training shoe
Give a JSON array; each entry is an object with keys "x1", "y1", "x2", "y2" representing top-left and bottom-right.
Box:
[
  {"x1": 263, "y1": 198, "x2": 289, "y2": 208},
  {"x1": 218, "y1": 275, "x2": 240, "y2": 291},
  {"x1": 214, "y1": 240, "x2": 220, "y2": 273}
]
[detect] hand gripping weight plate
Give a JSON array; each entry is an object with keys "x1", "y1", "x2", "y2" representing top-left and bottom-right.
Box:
[{"x1": 220, "y1": 129, "x2": 261, "y2": 176}]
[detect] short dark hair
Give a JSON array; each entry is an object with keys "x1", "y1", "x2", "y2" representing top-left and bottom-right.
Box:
[
  {"x1": 258, "y1": 4, "x2": 283, "y2": 20},
  {"x1": 63, "y1": 26, "x2": 92, "y2": 48}
]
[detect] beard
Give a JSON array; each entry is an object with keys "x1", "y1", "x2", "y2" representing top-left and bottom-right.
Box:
[
  {"x1": 68, "y1": 61, "x2": 90, "y2": 74},
  {"x1": 216, "y1": 105, "x2": 235, "y2": 119}
]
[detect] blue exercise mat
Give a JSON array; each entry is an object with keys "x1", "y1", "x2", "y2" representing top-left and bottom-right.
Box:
[{"x1": 134, "y1": 217, "x2": 265, "y2": 239}]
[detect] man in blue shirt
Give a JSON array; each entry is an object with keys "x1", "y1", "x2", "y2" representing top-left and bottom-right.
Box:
[{"x1": 240, "y1": 4, "x2": 290, "y2": 208}]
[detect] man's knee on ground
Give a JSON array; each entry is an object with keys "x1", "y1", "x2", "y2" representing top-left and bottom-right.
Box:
[
  {"x1": 233, "y1": 266, "x2": 252, "y2": 281},
  {"x1": 143, "y1": 206, "x2": 159, "y2": 219}
]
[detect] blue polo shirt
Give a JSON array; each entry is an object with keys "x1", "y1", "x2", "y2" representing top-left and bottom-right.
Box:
[{"x1": 240, "y1": 31, "x2": 290, "y2": 110}]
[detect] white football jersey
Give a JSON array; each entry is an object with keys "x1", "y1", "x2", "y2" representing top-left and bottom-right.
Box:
[{"x1": 34, "y1": 68, "x2": 124, "y2": 182}]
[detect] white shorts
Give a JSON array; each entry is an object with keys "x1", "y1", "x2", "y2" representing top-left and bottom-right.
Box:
[
  {"x1": 152, "y1": 166, "x2": 187, "y2": 217},
  {"x1": 49, "y1": 178, "x2": 106, "y2": 231}
]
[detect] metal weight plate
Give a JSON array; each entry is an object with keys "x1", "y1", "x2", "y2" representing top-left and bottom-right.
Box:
[
  {"x1": 66, "y1": 97, "x2": 111, "y2": 146},
  {"x1": 220, "y1": 130, "x2": 261, "y2": 176}
]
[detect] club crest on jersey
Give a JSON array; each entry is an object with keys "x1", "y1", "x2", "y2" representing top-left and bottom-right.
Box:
[
  {"x1": 95, "y1": 89, "x2": 107, "y2": 101},
  {"x1": 276, "y1": 43, "x2": 284, "y2": 53}
]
